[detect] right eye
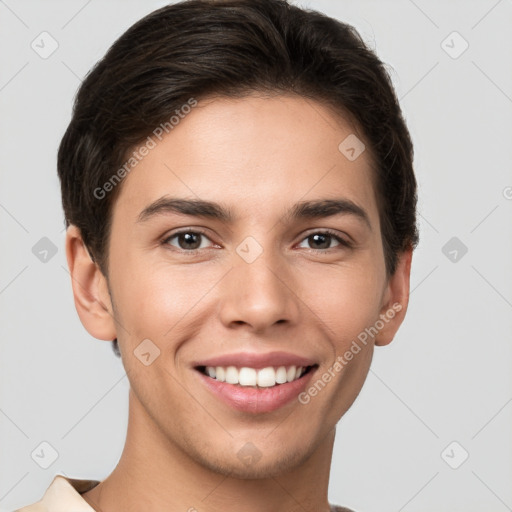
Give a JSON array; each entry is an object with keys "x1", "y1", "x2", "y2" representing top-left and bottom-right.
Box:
[{"x1": 163, "y1": 230, "x2": 215, "y2": 251}]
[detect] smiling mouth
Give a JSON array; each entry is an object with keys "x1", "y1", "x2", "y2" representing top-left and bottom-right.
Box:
[{"x1": 195, "y1": 364, "x2": 317, "y2": 388}]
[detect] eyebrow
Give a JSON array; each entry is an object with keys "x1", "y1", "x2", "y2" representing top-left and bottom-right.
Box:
[
  {"x1": 137, "y1": 196, "x2": 371, "y2": 230},
  {"x1": 137, "y1": 197, "x2": 233, "y2": 223},
  {"x1": 288, "y1": 198, "x2": 371, "y2": 230}
]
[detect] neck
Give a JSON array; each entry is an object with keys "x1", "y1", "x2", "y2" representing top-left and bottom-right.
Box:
[{"x1": 83, "y1": 389, "x2": 335, "y2": 512}]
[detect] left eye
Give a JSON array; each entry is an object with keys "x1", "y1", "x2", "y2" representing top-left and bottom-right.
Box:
[
  {"x1": 297, "y1": 232, "x2": 345, "y2": 250},
  {"x1": 164, "y1": 231, "x2": 213, "y2": 250}
]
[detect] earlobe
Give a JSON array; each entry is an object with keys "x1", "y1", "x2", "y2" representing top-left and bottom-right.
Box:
[
  {"x1": 65, "y1": 225, "x2": 117, "y2": 341},
  {"x1": 375, "y1": 248, "x2": 413, "y2": 347}
]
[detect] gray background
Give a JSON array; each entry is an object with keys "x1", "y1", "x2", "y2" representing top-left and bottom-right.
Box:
[{"x1": 1, "y1": 0, "x2": 511, "y2": 510}]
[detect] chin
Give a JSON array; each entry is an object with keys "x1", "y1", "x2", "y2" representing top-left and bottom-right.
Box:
[{"x1": 186, "y1": 438, "x2": 315, "y2": 480}]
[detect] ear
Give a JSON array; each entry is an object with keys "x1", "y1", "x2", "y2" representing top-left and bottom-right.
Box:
[
  {"x1": 65, "y1": 225, "x2": 117, "y2": 341},
  {"x1": 374, "y1": 247, "x2": 413, "y2": 347}
]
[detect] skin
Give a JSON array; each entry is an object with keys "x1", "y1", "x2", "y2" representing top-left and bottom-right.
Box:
[{"x1": 67, "y1": 94, "x2": 412, "y2": 512}]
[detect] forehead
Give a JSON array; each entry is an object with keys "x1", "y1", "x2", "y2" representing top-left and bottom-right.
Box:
[{"x1": 113, "y1": 94, "x2": 379, "y2": 226}]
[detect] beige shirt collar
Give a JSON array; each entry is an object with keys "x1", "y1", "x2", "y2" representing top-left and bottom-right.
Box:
[
  {"x1": 15, "y1": 474, "x2": 99, "y2": 512},
  {"x1": 15, "y1": 473, "x2": 354, "y2": 512}
]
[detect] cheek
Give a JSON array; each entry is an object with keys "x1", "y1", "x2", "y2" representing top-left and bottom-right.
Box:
[
  {"x1": 299, "y1": 260, "x2": 385, "y2": 345},
  {"x1": 302, "y1": 264, "x2": 381, "y2": 418},
  {"x1": 110, "y1": 258, "x2": 223, "y2": 345}
]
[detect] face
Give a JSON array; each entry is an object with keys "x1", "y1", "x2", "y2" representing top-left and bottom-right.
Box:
[{"x1": 88, "y1": 94, "x2": 409, "y2": 478}]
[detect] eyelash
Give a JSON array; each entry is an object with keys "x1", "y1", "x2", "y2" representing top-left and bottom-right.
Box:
[{"x1": 161, "y1": 228, "x2": 352, "y2": 253}]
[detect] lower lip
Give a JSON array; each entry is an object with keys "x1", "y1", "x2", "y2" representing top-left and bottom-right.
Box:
[{"x1": 196, "y1": 368, "x2": 316, "y2": 414}]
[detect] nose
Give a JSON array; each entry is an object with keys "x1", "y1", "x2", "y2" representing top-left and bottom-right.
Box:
[{"x1": 218, "y1": 248, "x2": 301, "y2": 334}]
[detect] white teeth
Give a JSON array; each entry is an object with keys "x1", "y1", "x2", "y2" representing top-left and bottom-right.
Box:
[
  {"x1": 225, "y1": 366, "x2": 239, "y2": 384},
  {"x1": 238, "y1": 367, "x2": 257, "y2": 386},
  {"x1": 215, "y1": 366, "x2": 225, "y2": 382},
  {"x1": 275, "y1": 366, "x2": 287, "y2": 384},
  {"x1": 204, "y1": 365, "x2": 308, "y2": 387},
  {"x1": 257, "y1": 367, "x2": 276, "y2": 387}
]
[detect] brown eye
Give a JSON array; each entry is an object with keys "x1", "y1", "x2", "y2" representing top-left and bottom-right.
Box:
[
  {"x1": 297, "y1": 231, "x2": 350, "y2": 251},
  {"x1": 308, "y1": 233, "x2": 335, "y2": 249},
  {"x1": 164, "y1": 231, "x2": 211, "y2": 250}
]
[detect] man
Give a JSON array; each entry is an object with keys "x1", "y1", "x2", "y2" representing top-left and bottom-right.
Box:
[{"x1": 17, "y1": 0, "x2": 418, "y2": 510}]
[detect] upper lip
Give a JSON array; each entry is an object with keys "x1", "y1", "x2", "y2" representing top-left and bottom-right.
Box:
[{"x1": 193, "y1": 351, "x2": 317, "y2": 370}]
